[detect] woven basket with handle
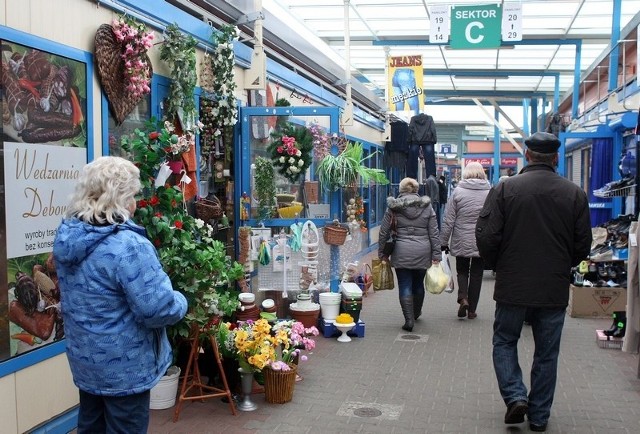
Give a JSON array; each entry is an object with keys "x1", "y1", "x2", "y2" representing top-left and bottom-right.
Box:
[
  {"x1": 323, "y1": 221, "x2": 349, "y2": 246},
  {"x1": 195, "y1": 196, "x2": 223, "y2": 222}
]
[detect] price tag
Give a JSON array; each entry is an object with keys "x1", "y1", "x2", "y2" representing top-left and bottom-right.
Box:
[
  {"x1": 429, "y1": 4, "x2": 449, "y2": 44},
  {"x1": 502, "y1": 2, "x2": 522, "y2": 42}
]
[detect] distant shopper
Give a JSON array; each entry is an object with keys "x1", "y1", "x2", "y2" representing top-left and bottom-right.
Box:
[
  {"x1": 475, "y1": 132, "x2": 592, "y2": 432},
  {"x1": 378, "y1": 177, "x2": 441, "y2": 332},
  {"x1": 426, "y1": 174, "x2": 440, "y2": 228},
  {"x1": 440, "y1": 162, "x2": 491, "y2": 319},
  {"x1": 437, "y1": 175, "x2": 448, "y2": 225},
  {"x1": 53, "y1": 157, "x2": 188, "y2": 434}
]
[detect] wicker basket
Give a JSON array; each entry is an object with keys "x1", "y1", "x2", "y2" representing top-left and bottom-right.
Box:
[
  {"x1": 195, "y1": 196, "x2": 223, "y2": 222},
  {"x1": 323, "y1": 221, "x2": 349, "y2": 246},
  {"x1": 263, "y1": 364, "x2": 297, "y2": 404},
  {"x1": 94, "y1": 24, "x2": 152, "y2": 124}
]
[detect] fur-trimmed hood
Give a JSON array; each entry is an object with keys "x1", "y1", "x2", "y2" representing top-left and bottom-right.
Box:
[{"x1": 387, "y1": 193, "x2": 431, "y2": 219}]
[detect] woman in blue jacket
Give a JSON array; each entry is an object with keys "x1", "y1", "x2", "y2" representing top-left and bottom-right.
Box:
[{"x1": 53, "y1": 156, "x2": 187, "y2": 434}]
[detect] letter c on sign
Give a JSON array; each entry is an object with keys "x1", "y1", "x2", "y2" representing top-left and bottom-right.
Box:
[{"x1": 465, "y1": 21, "x2": 484, "y2": 44}]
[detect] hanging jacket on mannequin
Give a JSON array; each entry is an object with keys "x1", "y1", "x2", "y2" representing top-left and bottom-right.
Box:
[
  {"x1": 385, "y1": 120, "x2": 409, "y2": 176},
  {"x1": 408, "y1": 113, "x2": 437, "y2": 145},
  {"x1": 407, "y1": 113, "x2": 437, "y2": 179}
]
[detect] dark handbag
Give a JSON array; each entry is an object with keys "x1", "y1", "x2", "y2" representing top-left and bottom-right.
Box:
[{"x1": 382, "y1": 212, "x2": 397, "y2": 256}]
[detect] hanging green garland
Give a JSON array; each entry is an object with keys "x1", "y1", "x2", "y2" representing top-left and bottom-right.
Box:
[{"x1": 160, "y1": 23, "x2": 198, "y2": 129}]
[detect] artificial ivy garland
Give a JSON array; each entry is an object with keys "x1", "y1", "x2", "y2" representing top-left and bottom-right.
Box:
[
  {"x1": 199, "y1": 24, "x2": 239, "y2": 159},
  {"x1": 160, "y1": 23, "x2": 198, "y2": 129}
]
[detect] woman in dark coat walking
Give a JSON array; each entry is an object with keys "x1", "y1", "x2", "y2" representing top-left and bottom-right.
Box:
[{"x1": 378, "y1": 177, "x2": 441, "y2": 331}]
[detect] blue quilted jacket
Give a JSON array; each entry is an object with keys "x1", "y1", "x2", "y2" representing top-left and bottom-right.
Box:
[{"x1": 53, "y1": 218, "x2": 187, "y2": 397}]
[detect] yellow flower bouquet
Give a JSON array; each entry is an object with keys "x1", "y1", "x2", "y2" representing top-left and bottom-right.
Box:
[{"x1": 217, "y1": 318, "x2": 318, "y2": 373}]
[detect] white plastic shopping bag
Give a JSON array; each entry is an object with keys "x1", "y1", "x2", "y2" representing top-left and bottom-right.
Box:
[
  {"x1": 440, "y1": 254, "x2": 455, "y2": 293},
  {"x1": 425, "y1": 262, "x2": 450, "y2": 295}
]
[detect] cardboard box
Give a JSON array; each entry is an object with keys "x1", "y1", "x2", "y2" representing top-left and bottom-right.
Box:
[
  {"x1": 596, "y1": 329, "x2": 623, "y2": 350},
  {"x1": 568, "y1": 285, "x2": 627, "y2": 318},
  {"x1": 307, "y1": 204, "x2": 330, "y2": 219}
]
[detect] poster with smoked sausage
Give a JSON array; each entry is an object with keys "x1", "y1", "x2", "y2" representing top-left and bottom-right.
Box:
[{"x1": 1, "y1": 39, "x2": 88, "y2": 361}]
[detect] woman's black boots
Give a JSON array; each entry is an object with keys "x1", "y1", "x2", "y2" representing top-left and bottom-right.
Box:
[
  {"x1": 414, "y1": 293, "x2": 425, "y2": 320},
  {"x1": 603, "y1": 311, "x2": 626, "y2": 338},
  {"x1": 400, "y1": 297, "x2": 414, "y2": 331}
]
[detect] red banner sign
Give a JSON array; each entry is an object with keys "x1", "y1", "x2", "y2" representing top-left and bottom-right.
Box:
[{"x1": 465, "y1": 158, "x2": 492, "y2": 166}]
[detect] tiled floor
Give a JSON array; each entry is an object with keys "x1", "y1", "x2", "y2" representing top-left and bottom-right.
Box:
[{"x1": 148, "y1": 269, "x2": 640, "y2": 433}]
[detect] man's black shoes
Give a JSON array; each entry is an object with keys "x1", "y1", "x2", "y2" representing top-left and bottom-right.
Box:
[
  {"x1": 504, "y1": 400, "x2": 528, "y2": 424},
  {"x1": 529, "y1": 422, "x2": 547, "y2": 432}
]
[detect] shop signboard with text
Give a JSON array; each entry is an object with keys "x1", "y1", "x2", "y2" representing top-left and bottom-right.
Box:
[
  {"x1": 450, "y1": 4, "x2": 502, "y2": 49},
  {"x1": 1, "y1": 38, "x2": 88, "y2": 363},
  {"x1": 387, "y1": 55, "x2": 424, "y2": 113},
  {"x1": 465, "y1": 158, "x2": 492, "y2": 166}
]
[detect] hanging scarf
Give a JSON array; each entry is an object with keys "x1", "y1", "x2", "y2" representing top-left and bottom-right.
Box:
[{"x1": 258, "y1": 240, "x2": 271, "y2": 265}]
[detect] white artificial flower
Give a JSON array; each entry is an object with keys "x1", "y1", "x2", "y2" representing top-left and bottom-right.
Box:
[
  {"x1": 296, "y1": 150, "x2": 301, "y2": 157},
  {"x1": 195, "y1": 218, "x2": 205, "y2": 229},
  {"x1": 280, "y1": 156, "x2": 285, "y2": 163},
  {"x1": 288, "y1": 157, "x2": 295, "y2": 164},
  {"x1": 214, "y1": 129, "x2": 222, "y2": 137},
  {"x1": 298, "y1": 159, "x2": 304, "y2": 167}
]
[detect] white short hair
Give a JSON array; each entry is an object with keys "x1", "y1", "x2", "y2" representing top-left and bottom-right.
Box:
[
  {"x1": 462, "y1": 162, "x2": 487, "y2": 180},
  {"x1": 65, "y1": 156, "x2": 141, "y2": 224},
  {"x1": 399, "y1": 177, "x2": 419, "y2": 194}
]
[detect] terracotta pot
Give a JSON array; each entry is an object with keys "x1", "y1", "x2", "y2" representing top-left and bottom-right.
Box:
[{"x1": 289, "y1": 307, "x2": 320, "y2": 328}]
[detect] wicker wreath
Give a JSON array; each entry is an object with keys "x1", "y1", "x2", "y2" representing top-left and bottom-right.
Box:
[{"x1": 94, "y1": 24, "x2": 152, "y2": 124}]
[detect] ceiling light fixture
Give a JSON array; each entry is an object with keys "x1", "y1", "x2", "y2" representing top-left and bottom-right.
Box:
[{"x1": 454, "y1": 75, "x2": 510, "y2": 80}]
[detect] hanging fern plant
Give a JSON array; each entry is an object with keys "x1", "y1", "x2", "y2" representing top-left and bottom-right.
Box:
[{"x1": 316, "y1": 141, "x2": 389, "y2": 192}]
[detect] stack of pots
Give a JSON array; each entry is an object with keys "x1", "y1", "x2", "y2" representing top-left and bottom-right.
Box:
[
  {"x1": 288, "y1": 292, "x2": 320, "y2": 328},
  {"x1": 340, "y1": 282, "x2": 363, "y2": 323},
  {"x1": 318, "y1": 292, "x2": 342, "y2": 323},
  {"x1": 237, "y1": 293, "x2": 260, "y2": 322}
]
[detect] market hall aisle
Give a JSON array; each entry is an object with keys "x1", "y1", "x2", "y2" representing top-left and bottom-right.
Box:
[{"x1": 148, "y1": 270, "x2": 640, "y2": 433}]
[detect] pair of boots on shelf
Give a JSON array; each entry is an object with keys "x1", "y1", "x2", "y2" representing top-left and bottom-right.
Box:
[
  {"x1": 399, "y1": 294, "x2": 424, "y2": 332},
  {"x1": 603, "y1": 311, "x2": 626, "y2": 338}
]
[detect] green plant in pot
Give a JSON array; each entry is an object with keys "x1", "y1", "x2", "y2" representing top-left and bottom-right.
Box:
[
  {"x1": 316, "y1": 140, "x2": 389, "y2": 192},
  {"x1": 121, "y1": 119, "x2": 244, "y2": 344}
]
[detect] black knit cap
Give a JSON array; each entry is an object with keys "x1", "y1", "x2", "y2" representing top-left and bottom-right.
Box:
[{"x1": 524, "y1": 132, "x2": 561, "y2": 153}]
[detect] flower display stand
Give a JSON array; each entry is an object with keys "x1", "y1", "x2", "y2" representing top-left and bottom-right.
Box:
[
  {"x1": 318, "y1": 318, "x2": 365, "y2": 338},
  {"x1": 173, "y1": 326, "x2": 237, "y2": 422}
]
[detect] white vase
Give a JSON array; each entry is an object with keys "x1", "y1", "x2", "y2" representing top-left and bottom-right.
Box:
[{"x1": 150, "y1": 366, "x2": 181, "y2": 410}]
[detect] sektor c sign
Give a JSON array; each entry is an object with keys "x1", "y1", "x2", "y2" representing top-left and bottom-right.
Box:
[{"x1": 450, "y1": 4, "x2": 502, "y2": 49}]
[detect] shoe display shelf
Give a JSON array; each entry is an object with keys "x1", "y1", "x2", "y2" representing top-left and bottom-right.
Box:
[
  {"x1": 596, "y1": 329, "x2": 624, "y2": 350},
  {"x1": 318, "y1": 318, "x2": 365, "y2": 338},
  {"x1": 593, "y1": 184, "x2": 636, "y2": 198}
]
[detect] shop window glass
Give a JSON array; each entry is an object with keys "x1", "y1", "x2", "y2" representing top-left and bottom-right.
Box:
[
  {"x1": 246, "y1": 114, "x2": 331, "y2": 220},
  {"x1": 107, "y1": 97, "x2": 151, "y2": 157}
]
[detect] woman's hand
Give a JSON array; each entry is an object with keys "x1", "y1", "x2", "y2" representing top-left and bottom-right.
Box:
[{"x1": 432, "y1": 259, "x2": 440, "y2": 265}]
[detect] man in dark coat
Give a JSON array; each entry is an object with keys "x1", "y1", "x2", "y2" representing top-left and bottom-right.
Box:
[{"x1": 475, "y1": 132, "x2": 592, "y2": 432}]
